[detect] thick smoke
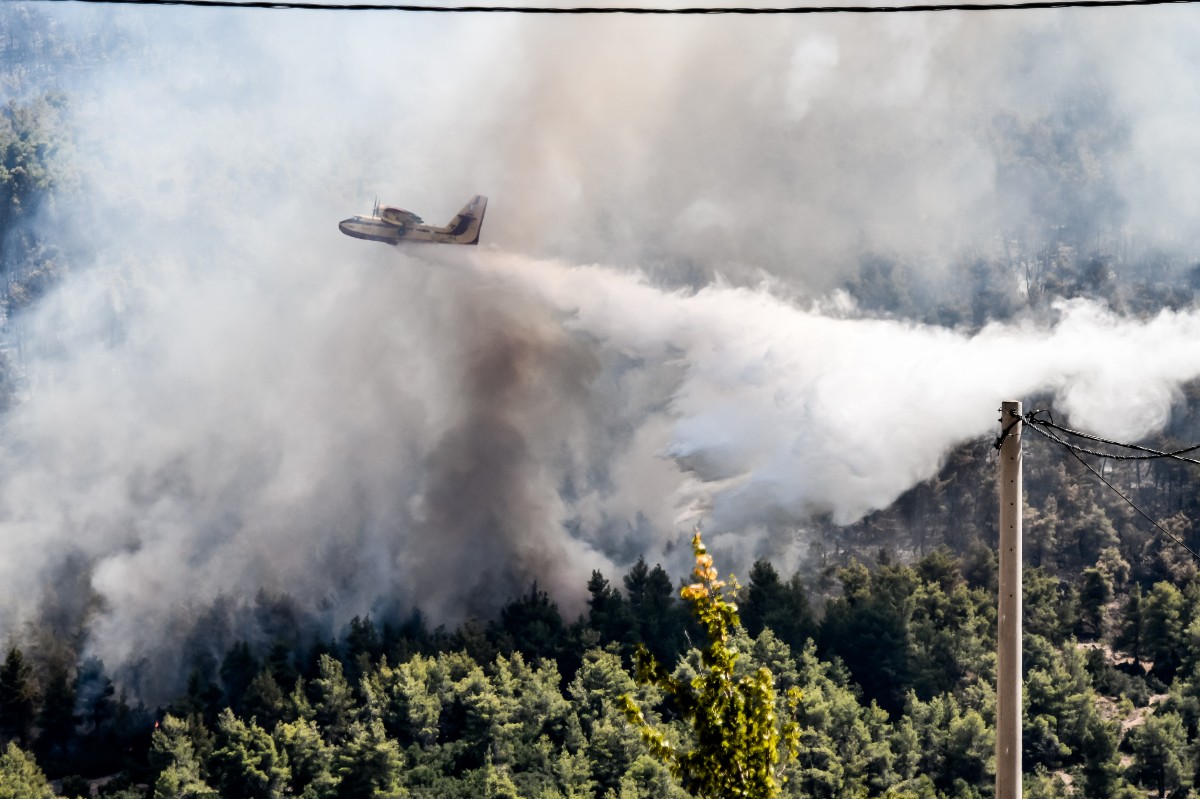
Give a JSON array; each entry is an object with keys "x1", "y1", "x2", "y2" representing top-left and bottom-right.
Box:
[
  {"x1": 479, "y1": 255, "x2": 1200, "y2": 521},
  {"x1": 4, "y1": 3, "x2": 1200, "y2": 697}
]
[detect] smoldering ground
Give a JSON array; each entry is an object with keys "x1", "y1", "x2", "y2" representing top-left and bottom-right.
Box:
[{"x1": 5, "y1": 3, "x2": 1200, "y2": 698}]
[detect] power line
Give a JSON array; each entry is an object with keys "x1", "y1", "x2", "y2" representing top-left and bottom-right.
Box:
[
  {"x1": 1022, "y1": 418, "x2": 1200, "y2": 565},
  {"x1": 31, "y1": 0, "x2": 1200, "y2": 12},
  {"x1": 1023, "y1": 412, "x2": 1200, "y2": 466}
]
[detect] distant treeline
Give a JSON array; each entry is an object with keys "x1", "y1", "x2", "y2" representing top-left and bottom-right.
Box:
[{"x1": 3, "y1": 541, "x2": 1200, "y2": 797}]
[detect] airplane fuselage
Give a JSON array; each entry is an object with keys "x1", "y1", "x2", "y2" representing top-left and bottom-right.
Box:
[
  {"x1": 339, "y1": 195, "x2": 487, "y2": 246},
  {"x1": 339, "y1": 215, "x2": 409, "y2": 244}
]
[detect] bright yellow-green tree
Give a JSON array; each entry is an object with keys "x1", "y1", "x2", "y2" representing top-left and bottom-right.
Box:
[
  {"x1": 622, "y1": 531, "x2": 800, "y2": 799},
  {"x1": 0, "y1": 741, "x2": 55, "y2": 799}
]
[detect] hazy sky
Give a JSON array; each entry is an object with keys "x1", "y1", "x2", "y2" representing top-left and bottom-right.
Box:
[{"x1": 6, "y1": 1, "x2": 1200, "y2": 695}]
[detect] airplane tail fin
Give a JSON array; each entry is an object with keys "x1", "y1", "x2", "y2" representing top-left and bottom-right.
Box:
[{"x1": 443, "y1": 195, "x2": 487, "y2": 245}]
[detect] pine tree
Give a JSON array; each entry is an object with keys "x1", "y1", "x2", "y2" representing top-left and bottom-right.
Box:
[
  {"x1": 0, "y1": 648, "x2": 36, "y2": 746},
  {"x1": 241, "y1": 670, "x2": 287, "y2": 732},
  {"x1": 625, "y1": 559, "x2": 687, "y2": 664},
  {"x1": 333, "y1": 718, "x2": 404, "y2": 799},
  {"x1": 75, "y1": 656, "x2": 116, "y2": 738},
  {"x1": 742, "y1": 560, "x2": 815, "y2": 654},
  {"x1": 0, "y1": 741, "x2": 54, "y2": 799},
  {"x1": 1142, "y1": 582, "x2": 1187, "y2": 680},
  {"x1": 1078, "y1": 566, "x2": 1113, "y2": 639},
  {"x1": 35, "y1": 663, "x2": 76, "y2": 761},
  {"x1": 311, "y1": 655, "x2": 355, "y2": 746},
  {"x1": 492, "y1": 583, "x2": 568, "y2": 669},
  {"x1": 149, "y1": 714, "x2": 216, "y2": 799},
  {"x1": 1116, "y1": 583, "x2": 1145, "y2": 660},
  {"x1": 1128, "y1": 710, "x2": 1190, "y2": 798},
  {"x1": 221, "y1": 642, "x2": 259, "y2": 715},
  {"x1": 586, "y1": 571, "x2": 635, "y2": 647},
  {"x1": 274, "y1": 717, "x2": 338, "y2": 798},
  {"x1": 209, "y1": 708, "x2": 289, "y2": 799}
]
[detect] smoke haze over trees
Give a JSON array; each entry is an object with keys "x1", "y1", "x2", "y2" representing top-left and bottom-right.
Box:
[{"x1": 5, "y1": 0, "x2": 1200, "y2": 720}]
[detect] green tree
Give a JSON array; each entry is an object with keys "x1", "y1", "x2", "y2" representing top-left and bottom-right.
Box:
[
  {"x1": 784, "y1": 639, "x2": 900, "y2": 797},
  {"x1": 1128, "y1": 710, "x2": 1190, "y2": 798},
  {"x1": 1078, "y1": 713, "x2": 1122, "y2": 797},
  {"x1": 586, "y1": 571, "x2": 635, "y2": 648},
  {"x1": 209, "y1": 708, "x2": 289, "y2": 799},
  {"x1": 0, "y1": 94, "x2": 76, "y2": 236},
  {"x1": 1026, "y1": 496, "x2": 1060, "y2": 569},
  {"x1": 960, "y1": 538, "x2": 997, "y2": 593},
  {"x1": 818, "y1": 560, "x2": 914, "y2": 713},
  {"x1": 488, "y1": 652, "x2": 575, "y2": 780},
  {"x1": 362, "y1": 653, "x2": 441, "y2": 747},
  {"x1": 623, "y1": 531, "x2": 799, "y2": 799},
  {"x1": 344, "y1": 616, "x2": 382, "y2": 688},
  {"x1": 1142, "y1": 581, "x2": 1188, "y2": 680},
  {"x1": 907, "y1": 574, "x2": 992, "y2": 699},
  {"x1": 35, "y1": 663, "x2": 77, "y2": 761},
  {"x1": 741, "y1": 560, "x2": 815, "y2": 654},
  {"x1": 59, "y1": 773, "x2": 90, "y2": 798},
  {"x1": 614, "y1": 754, "x2": 690, "y2": 799},
  {"x1": 0, "y1": 647, "x2": 35, "y2": 746},
  {"x1": 333, "y1": 718, "x2": 405, "y2": 799},
  {"x1": 173, "y1": 670, "x2": 222, "y2": 728},
  {"x1": 311, "y1": 655, "x2": 356, "y2": 746},
  {"x1": 150, "y1": 714, "x2": 217, "y2": 799},
  {"x1": 551, "y1": 744, "x2": 596, "y2": 798},
  {"x1": 904, "y1": 689, "x2": 993, "y2": 796},
  {"x1": 491, "y1": 584, "x2": 569, "y2": 672},
  {"x1": 1078, "y1": 566, "x2": 1113, "y2": 639},
  {"x1": 1021, "y1": 633, "x2": 1100, "y2": 772},
  {"x1": 76, "y1": 656, "x2": 117, "y2": 739},
  {"x1": 625, "y1": 559, "x2": 687, "y2": 664},
  {"x1": 568, "y1": 648, "x2": 658, "y2": 796},
  {"x1": 266, "y1": 641, "x2": 299, "y2": 691},
  {"x1": 274, "y1": 717, "x2": 338, "y2": 799},
  {"x1": 221, "y1": 641, "x2": 260, "y2": 715},
  {"x1": 1115, "y1": 583, "x2": 1144, "y2": 660},
  {"x1": 0, "y1": 741, "x2": 54, "y2": 799},
  {"x1": 1023, "y1": 766, "x2": 1068, "y2": 799},
  {"x1": 1023, "y1": 568, "x2": 1077, "y2": 645},
  {"x1": 241, "y1": 669, "x2": 287, "y2": 731}
]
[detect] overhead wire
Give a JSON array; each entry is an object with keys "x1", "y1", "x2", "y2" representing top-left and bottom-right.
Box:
[
  {"x1": 1021, "y1": 413, "x2": 1200, "y2": 466},
  {"x1": 30, "y1": 0, "x2": 1200, "y2": 12},
  {"x1": 1021, "y1": 414, "x2": 1200, "y2": 565}
]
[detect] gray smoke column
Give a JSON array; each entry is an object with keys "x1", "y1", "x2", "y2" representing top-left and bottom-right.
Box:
[
  {"x1": 2, "y1": 3, "x2": 1200, "y2": 697},
  {"x1": 403, "y1": 280, "x2": 613, "y2": 621}
]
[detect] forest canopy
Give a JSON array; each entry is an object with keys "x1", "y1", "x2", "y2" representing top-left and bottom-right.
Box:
[{"x1": 6, "y1": 4, "x2": 1200, "y2": 799}]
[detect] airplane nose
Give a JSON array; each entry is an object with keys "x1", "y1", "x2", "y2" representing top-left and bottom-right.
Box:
[{"x1": 339, "y1": 218, "x2": 377, "y2": 242}]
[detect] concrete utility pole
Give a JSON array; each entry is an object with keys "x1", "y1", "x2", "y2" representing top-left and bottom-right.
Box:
[{"x1": 996, "y1": 400, "x2": 1022, "y2": 799}]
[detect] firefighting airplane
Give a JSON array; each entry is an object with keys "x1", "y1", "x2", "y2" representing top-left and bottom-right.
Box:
[{"x1": 338, "y1": 195, "x2": 487, "y2": 246}]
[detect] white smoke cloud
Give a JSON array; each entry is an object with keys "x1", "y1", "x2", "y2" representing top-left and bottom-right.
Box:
[
  {"x1": 3, "y1": 2, "x2": 1200, "y2": 695},
  {"x1": 475, "y1": 254, "x2": 1200, "y2": 523}
]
